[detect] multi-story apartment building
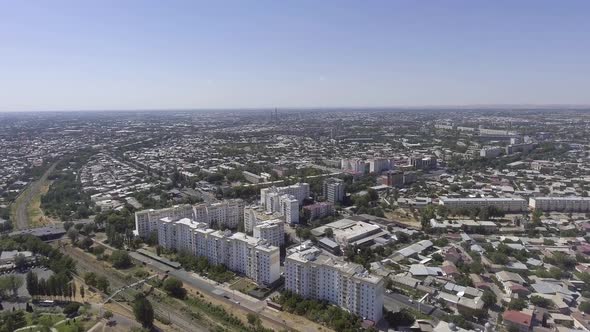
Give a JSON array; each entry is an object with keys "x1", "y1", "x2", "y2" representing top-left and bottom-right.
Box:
[
  {"x1": 409, "y1": 155, "x2": 437, "y2": 170},
  {"x1": 303, "y1": 202, "x2": 334, "y2": 220},
  {"x1": 260, "y1": 183, "x2": 309, "y2": 207},
  {"x1": 135, "y1": 200, "x2": 244, "y2": 238},
  {"x1": 253, "y1": 219, "x2": 285, "y2": 247},
  {"x1": 529, "y1": 197, "x2": 590, "y2": 212},
  {"x1": 480, "y1": 147, "x2": 503, "y2": 158},
  {"x1": 134, "y1": 204, "x2": 194, "y2": 238},
  {"x1": 368, "y1": 158, "x2": 393, "y2": 174},
  {"x1": 285, "y1": 242, "x2": 384, "y2": 322},
  {"x1": 341, "y1": 158, "x2": 367, "y2": 173},
  {"x1": 280, "y1": 194, "x2": 299, "y2": 224},
  {"x1": 156, "y1": 217, "x2": 280, "y2": 287},
  {"x1": 323, "y1": 177, "x2": 344, "y2": 204},
  {"x1": 439, "y1": 197, "x2": 528, "y2": 212}
]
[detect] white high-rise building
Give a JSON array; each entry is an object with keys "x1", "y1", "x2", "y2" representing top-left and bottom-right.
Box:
[
  {"x1": 341, "y1": 158, "x2": 367, "y2": 173},
  {"x1": 285, "y1": 242, "x2": 384, "y2": 322},
  {"x1": 280, "y1": 194, "x2": 299, "y2": 224},
  {"x1": 323, "y1": 178, "x2": 344, "y2": 204},
  {"x1": 244, "y1": 206, "x2": 285, "y2": 246},
  {"x1": 134, "y1": 199, "x2": 244, "y2": 238},
  {"x1": 368, "y1": 158, "x2": 393, "y2": 173},
  {"x1": 260, "y1": 183, "x2": 309, "y2": 207},
  {"x1": 253, "y1": 219, "x2": 285, "y2": 247},
  {"x1": 155, "y1": 216, "x2": 280, "y2": 287}
]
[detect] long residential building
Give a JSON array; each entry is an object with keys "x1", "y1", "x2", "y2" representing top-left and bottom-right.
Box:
[
  {"x1": 285, "y1": 242, "x2": 384, "y2": 322},
  {"x1": 134, "y1": 199, "x2": 244, "y2": 238},
  {"x1": 529, "y1": 197, "x2": 590, "y2": 212},
  {"x1": 260, "y1": 183, "x2": 310, "y2": 207},
  {"x1": 157, "y1": 217, "x2": 280, "y2": 286},
  {"x1": 439, "y1": 197, "x2": 528, "y2": 212}
]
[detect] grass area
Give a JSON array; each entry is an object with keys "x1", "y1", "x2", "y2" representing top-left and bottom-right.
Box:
[
  {"x1": 23, "y1": 312, "x2": 66, "y2": 328},
  {"x1": 229, "y1": 278, "x2": 257, "y2": 294},
  {"x1": 28, "y1": 181, "x2": 53, "y2": 227},
  {"x1": 54, "y1": 318, "x2": 95, "y2": 332}
]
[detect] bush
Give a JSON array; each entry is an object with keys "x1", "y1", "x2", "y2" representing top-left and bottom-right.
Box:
[
  {"x1": 63, "y1": 302, "x2": 81, "y2": 316},
  {"x1": 162, "y1": 277, "x2": 187, "y2": 299},
  {"x1": 110, "y1": 250, "x2": 132, "y2": 269}
]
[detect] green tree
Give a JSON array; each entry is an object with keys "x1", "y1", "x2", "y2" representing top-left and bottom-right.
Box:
[
  {"x1": 325, "y1": 227, "x2": 334, "y2": 238},
  {"x1": 481, "y1": 290, "x2": 497, "y2": 308},
  {"x1": 162, "y1": 277, "x2": 187, "y2": 299},
  {"x1": 96, "y1": 276, "x2": 109, "y2": 293},
  {"x1": 133, "y1": 295, "x2": 154, "y2": 328},
  {"x1": 110, "y1": 250, "x2": 132, "y2": 269}
]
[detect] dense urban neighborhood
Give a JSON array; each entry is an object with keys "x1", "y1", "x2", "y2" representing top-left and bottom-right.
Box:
[{"x1": 2, "y1": 108, "x2": 590, "y2": 332}]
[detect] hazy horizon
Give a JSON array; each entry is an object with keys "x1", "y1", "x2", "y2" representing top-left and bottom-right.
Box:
[{"x1": 2, "y1": 0, "x2": 590, "y2": 112}]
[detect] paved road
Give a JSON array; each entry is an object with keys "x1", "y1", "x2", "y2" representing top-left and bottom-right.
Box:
[{"x1": 14, "y1": 162, "x2": 57, "y2": 230}]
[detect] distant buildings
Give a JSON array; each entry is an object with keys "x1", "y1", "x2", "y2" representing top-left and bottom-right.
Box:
[
  {"x1": 480, "y1": 147, "x2": 503, "y2": 158},
  {"x1": 341, "y1": 158, "x2": 367, "y2": 173},
  {"x1": 439, "y1": 197, "x2": 528, "y2": 212},
  {"x1": 368, "y1": 158, "x2": 394, "y2": 173},
  {"x1": 529, "y1": 197, "x2": 590, "y2": 212},
  {"x1": 157, "y1": 217, "x2": 280, "y2": 286},
  {"x1": 323, "y1": 178, "x2": 344, "y2": 204},
  {"x1": 409, "y1": 155, "x2": 437, "y2": 170},
  {"x1": 285, "y1": 242, "x2": 384, "y2": 322},
  {"x1": 380, "y1": 170, "x2": 416, "y2": 188},
  {"x1": 311, "y1": 218, "x2": 388, "y2": 248}
]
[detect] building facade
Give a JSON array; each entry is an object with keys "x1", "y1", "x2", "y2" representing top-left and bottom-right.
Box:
[
  {"x1": 439, "y1": 197, "x2": 528, "y2": 212},
  {"x1": 156, "y1": 217, "x2": 280, "y2": 286},
  {"x1": 529, "y1": 197, "x2": 590, "y2": 212},
  {"x1": 323, "y1": 177, "x2": 344, "y2": 204},
  {"x1": 285, "y1": 242, "x2": 384, "y2": 322}
]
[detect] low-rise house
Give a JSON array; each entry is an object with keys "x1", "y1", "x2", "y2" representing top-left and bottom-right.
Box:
[{"x1": 503, "y1": 310, "x2": 534, "y2": 332}]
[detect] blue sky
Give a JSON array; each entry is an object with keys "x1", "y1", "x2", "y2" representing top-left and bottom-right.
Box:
[{"x1": 1, "y1": 0, "x2": 589, "y2": 111}]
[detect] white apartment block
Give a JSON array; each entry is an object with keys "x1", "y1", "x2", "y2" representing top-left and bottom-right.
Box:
[
  {"x1": 260, "y1": 183, "x2": 309, "y2": 207},
  {"x1": 156, "y1": 217, "x2": 280, "y2": 287},
  {"x1": 134, "y1": 204, "x2": 194, "y2": 238},
  {"x1": 134, "y1": 199, "x2": 244, "y2": 238},
  {"x1": 244, "y1": 206, "x2": 285, "y2": 245},
  {"x1": 529, "y1": 197, "x2": 590, "y2": 212},
  {"x1": 285, "y1": 242, "x2": 384, "y2": 322},
  {"x1": 253, "y1": 219, "x2": 285, "y2": 247},
  {"x1": 368, "y1": 158, "x2": 393, "y2": 173},
  {"x1": 280, "y1": 194, "x2": 299, "y2": 224},
  {"x1": 323, "y1": 177, "x2": 344, "y2": 204},
  {"x1": 341, "y1": 158, "x2": 367, "y2": 173},
  {"x1": 439, "y1": 197, "x2": 527, "y2": 212}
]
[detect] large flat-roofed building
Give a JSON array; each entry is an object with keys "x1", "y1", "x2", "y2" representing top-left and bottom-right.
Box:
[
  {"x1": 285, "y1": 242, "x2": 384, "y2": 322},
  {"x1": 439, "y1": 197, "x2": 527, "y2": 212},
  {"x1": 311, "y1": 218, "x2": 386, "y2": 248},
  {"x1": 529, "y1": 196, "x2": 590, "y2": 212},
  {"x1": 155, "y1": 217, "x2": 280, "y2": 287}
]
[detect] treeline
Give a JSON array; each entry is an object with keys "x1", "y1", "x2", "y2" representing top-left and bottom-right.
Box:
[
  {"x1": 0, "y1": 235, "x2": 76, "y2": 277},
  {"x1": 95, "y1": 208, "x2": 137, "y2": 249},
  {"x1": 176, "y1": 252, "x2": 234, "y2": 283},
  {"x1": 26, "y1": 271, "x2": 77, "y2": 299},
  {"x1": 274, "y1": 290, "x2": 363, "y2": 332},
  {"x1": 41, "y1": 170, "x2": 91, "y2": 221}
]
